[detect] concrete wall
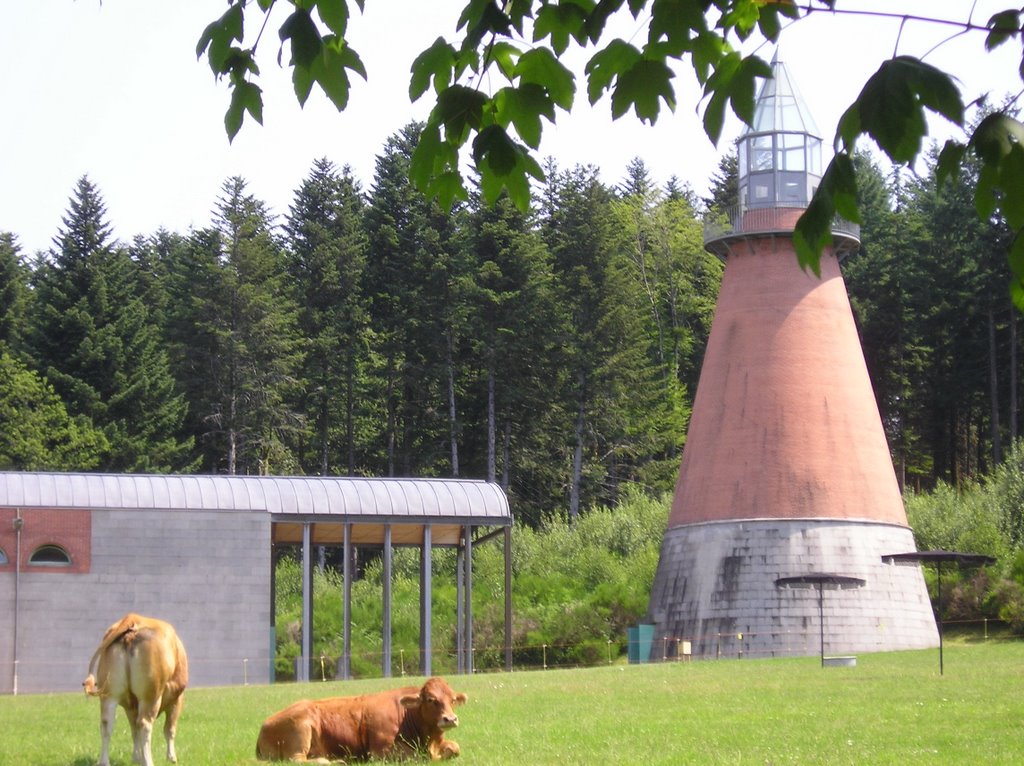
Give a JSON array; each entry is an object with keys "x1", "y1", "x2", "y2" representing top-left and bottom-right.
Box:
[
  {"x1": 647, "y1": 518, "x2": 939, "y2": 659},
  {"x1": 0, "y1": 507, "x2": 272, "y2": 694}
]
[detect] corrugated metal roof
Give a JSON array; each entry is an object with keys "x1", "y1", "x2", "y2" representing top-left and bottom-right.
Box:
[{"x1": 0, "y1": 472, "x2": 511, "y2": 524}]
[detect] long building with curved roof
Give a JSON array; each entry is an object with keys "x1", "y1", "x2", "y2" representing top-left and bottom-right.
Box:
[{"x1": 0, "y1": 472, "x2": 512, "y2": 694}]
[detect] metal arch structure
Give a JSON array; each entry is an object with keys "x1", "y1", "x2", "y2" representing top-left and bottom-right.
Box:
[
  {"x1": 881, "y1": 550, "x2": 995, "y2": 675},
  {"x1": 0, "y1": 472, "x2": 513, "y2": 683},
  {"x1": 775, "y1": 573, "x2": 867, "y2": 667}
]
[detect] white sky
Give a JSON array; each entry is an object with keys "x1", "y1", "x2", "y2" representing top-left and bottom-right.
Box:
[{"x1": 1, "y1": 1, "x2": 1020, "y2": 255}]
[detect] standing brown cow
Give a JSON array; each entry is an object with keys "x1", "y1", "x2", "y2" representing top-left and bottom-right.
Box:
[
  {"x1": 256, "y1": 676, "x2": 467, "y2": 762},
  {"x1": 83, "y1": 613, "x2": 189, "y2": 766}
]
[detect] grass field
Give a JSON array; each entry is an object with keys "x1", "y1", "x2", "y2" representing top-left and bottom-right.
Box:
[{"x1": 2, "y1": 641, "x2": 1022, "y2": 765}]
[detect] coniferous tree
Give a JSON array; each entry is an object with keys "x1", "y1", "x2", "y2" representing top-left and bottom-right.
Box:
[
  {"x1": 0, "y1": 233, "x2": 29, "y2": 353},
  {"x1": 27, "y1": 176, "x2": 190, "y2": 471},
  {"x1": 285, "y1": 158, "x2": 369, "y2": 475},
  {"x1": 180, "y1": 177, "x2": 305, "y2": 474},
  {"x1": 364, "y1": 123, "x2": 460, "y2": 476},
  {"x1": 461, "y1": 191, "x2": 568, "y2": 521},
  {"x1": 542, "y1": 164, "x2": 666, "y2": 516},
  {"x1": 703, "y1": 150, "x2": 739, "y2": 213},
  {"x1": 844, "y1": 151, "x2": 932, "y2": 489}
]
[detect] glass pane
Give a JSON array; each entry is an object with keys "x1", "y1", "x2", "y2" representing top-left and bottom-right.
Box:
[
  {"x1": 0, "y1": 548, "x2": 7, "y2": 565},
  {"x1": 778, "y1": 133, "x2": 804, "y2": 171},
  {"x1": 738, "y1": 140, "x2": 748, "y2": 176},
  {"x1": 809, "y1": 138, "x2": 822, "y2": 174},
  {"x1": 753, "y1": 135, "x2": 773, "y2": 170},
  {"x1": 30, "y1": 544, "x2": 71, "y2": 566}
]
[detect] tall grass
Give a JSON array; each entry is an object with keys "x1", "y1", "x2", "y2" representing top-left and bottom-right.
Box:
[{"x1": 2, "y1": 641, "x2": 1022, "y2": 765}]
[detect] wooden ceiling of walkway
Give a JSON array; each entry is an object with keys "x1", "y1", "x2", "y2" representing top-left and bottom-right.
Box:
[{"x1": 272, "y1": 521, "x2": 467, "y2": 547}]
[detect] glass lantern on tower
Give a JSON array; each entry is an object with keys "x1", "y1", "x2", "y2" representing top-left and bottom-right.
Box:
[{"x1": 737, "y1": 50, "x2": 822, "y2": 210}]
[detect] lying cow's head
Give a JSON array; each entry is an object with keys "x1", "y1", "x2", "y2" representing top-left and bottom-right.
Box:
[{"x1": 400, "y1": 677, "x2": 467, "y2": 731}]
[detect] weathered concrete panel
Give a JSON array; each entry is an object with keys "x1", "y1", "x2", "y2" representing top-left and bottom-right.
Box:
[
  {"x1": 0, "y1": 508, "x2": 271, "y2": 694},
  {"x1": 647, "y1": 519, "x2": 938, "y2": 659}
]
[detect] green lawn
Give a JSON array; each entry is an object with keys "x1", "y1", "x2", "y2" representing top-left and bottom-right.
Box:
[{"x1": 3, "y1": 642, "x2": 1022, "y2": 765}]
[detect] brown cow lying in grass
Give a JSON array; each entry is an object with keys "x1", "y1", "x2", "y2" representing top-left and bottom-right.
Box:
[
  {"x1": 256, "y1": 676, "x2": 467, "y2": 762},
  {"x1": 82, "y1": 613, "x2": 188, "y2": 766}
]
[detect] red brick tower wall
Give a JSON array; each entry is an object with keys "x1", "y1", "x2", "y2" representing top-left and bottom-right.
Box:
[{"x1": 668, "y1": 235, "x2": 907, "y2": 529}]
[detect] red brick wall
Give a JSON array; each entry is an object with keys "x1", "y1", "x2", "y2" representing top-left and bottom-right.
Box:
[{"x1": 0, "y1": 507, "x2": 91, "y2": 574}]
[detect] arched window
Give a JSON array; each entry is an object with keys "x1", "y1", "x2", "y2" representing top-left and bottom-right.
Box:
[
  {"x1": 0, "y1": 547, "x2": 7, "y2": 565},
  {"x1": 29, "y1": 544, "x2": 71, "y2": 567}
]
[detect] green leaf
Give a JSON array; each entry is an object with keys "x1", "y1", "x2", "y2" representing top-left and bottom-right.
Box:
[
  {"x1": 935, "y1": 139, "x2": 966, "y2": 190},
  {"x1": 313, "y1": 37, "x2": 366, "y2": 110},
  {"x1": 793, "y1": 152, "x2": 861, "y2": 272},
  {"x1": 410, "y1": 38, "x2": 457, "y2": 101},
  {"x1": 410, "y1": 123, "x2": 446, "y2": 190},
  {"x1": 585, "y1": 39, "x2": 641, "y2": 105},
  {"x1": 431, "y1": 171, "x2": 471, "y2": 211},
  {"x1": 649, "y1": 0, "x2": 705, "y2": 45},
  {"x1": 486, "y1": 41, "x2": 522, "y2": 80},
  {"x1": 316, "y1": 0, "x2": 350, "y2": 37},
  {"x1": 585, "y1": 0, "x2": 627, "y2": 43},
  {"x1": 701, "y1": 51, "x2": 740, "y2": 143},
  {"x1": 279, "y1": 9, "x2": 323, "y2": 69},
  {"x1": 827, "y1": 152, "x2": 860, "y2": 224},
  {"x1": 689, "y1": 31, "x2": 727, "y2": 85},
  {"x1": 534, "y1": 3, "x2": 590, "y2": 55},
  {"x1": 225, "y1": 80, "x2": 263, "y2": 142},
  {"x1": 969, "y1": 113, "x2": 1024, "y2": 228},
  {"x1": 1009, "y1": 229, "x2": 1024, "y2": 282},
  {"x1": 729, "y1": 55, "x2": 771, "y2": 126},
  {"x1": 474, "y1": 125, "x2": 520, "y2": 175},
  {"x1": 756, "y1": 1, "x2": 799, "y2": 41},
  {"x1": 196, "y1": 4, "x2": 244, "y2": 73},
  {"x1": 969, "y1": 112, "x2": 1024, "y2": 164},
  {"x1": 611, "y1": 58, "x2": 675, "y2": 122},
  {"x1": 494, "y1": 84, "x2": 555, "y2": 148},
  {"x1": 841, "y1": 57, "x2": 964, "y2": 164},
  {"x1": 292, "y1": 60, "x2": 315, "y2": 106},
  {"x1": 1001, "y1": 144, "x2": 1024, "y2": 230},
  {"x1": 433, "y1": 85, "x2": 489, "y2": 142},
  {"x1": 986, "y1": 10, "x2": 1021, "y2": 51},
  {"x1": 515, "y1": 47, "x2": 576, "y2": 111}
]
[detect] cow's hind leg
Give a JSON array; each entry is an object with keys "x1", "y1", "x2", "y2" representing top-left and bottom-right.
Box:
[
  {"x1": 163, "y1": 693, "x2": 185, "y2": 763},
  {"x1": 133, "y1": 698, "x2": 162, "y2": 766},
  {"x1": 97, "y1": 697, "x2": 119, "y2": 766}
]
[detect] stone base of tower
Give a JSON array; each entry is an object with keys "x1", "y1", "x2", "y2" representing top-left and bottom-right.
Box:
[{"x1": 646, "y1": 519, "x2": 939, "y2": 660}]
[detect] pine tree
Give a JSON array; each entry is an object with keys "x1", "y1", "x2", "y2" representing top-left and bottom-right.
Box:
[
  {"x1": 285, "y1": 158, "x2": 369, "y2": 475},
  {"x1": 461, "y1": 191, "x2": 568, "y2": 521},
  {"x1": 0, "y1": 233, "x2": 29, "y2": 353},
  {"x1": 27, "y1": 176, "x2": 191, "y2": 471},
  {"x1": 364, "y1": 123, "x2": 460, "y2": 476},
  {"x1": 542, "y1": 164, "x2": 666, "y2": 517},
  {"x1": 179, "y1": 177, "x2": 305, "y2": 475},
  {"x1": 703, "y1": 150, "x2": 739, "y2": 213}
]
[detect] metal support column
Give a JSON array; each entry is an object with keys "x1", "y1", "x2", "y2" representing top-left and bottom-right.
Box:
[
  {"x1": 382, "y1": 524, "x2": 393, "y2": 678},
  {"x1": 464, "y1": 525, "x2": 473, "y2": 674},
  {"x1": 455, "y1": 545, "x2": 464, "y2": 674},
  {"x1": 269, "y1": 544, "x2": 278, "y2": 683},
  {"x1": 504, "y1": 525, "x2": 513, "y2": 672},
  {"x1": 420, "y1": 524, "x2": 433, "y2": 676},
  {"x1": 300, "y1": 522, "x2": 313, "y2": 683},
  {"x1": 341, "y1": 522, "x2": 352, "y2": 680}
]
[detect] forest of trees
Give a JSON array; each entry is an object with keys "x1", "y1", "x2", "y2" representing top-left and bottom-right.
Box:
[{"x1": 0, "y1": 119, "x2": 1020, "y2": 526}]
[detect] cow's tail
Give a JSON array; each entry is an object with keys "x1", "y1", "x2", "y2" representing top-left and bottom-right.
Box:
[{"x1": 82, "y1": 614, "x2": 140, "y2": 697}]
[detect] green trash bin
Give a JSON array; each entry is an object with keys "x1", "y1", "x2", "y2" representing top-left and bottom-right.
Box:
[{"x1": 628, "y1": 623, "x2": 655, "y2": 664}]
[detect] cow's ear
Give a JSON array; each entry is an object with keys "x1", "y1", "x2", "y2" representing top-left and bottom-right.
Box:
[
  {"x1": 453, "y1": 692, "x2": 468, "y2": 706},
  {"x1": 400, "y1": 693, "x2": 421, "y2": 709}
]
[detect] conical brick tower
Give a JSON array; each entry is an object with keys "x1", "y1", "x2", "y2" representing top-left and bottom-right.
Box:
[{"x1": 646, "y1": 53, "x2": 938, "y2": 659}]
